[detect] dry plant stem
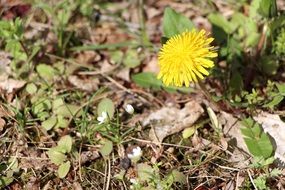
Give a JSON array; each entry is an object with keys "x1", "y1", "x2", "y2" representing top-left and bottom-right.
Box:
[
  {"x1": 198, "y1": 80, "x2": 220, "y2": 110},
  {"x1": 247, "y1": 169, "x2": 258, "y2": 190},
  {"x1": 19, "y1": 40, "x2": 30, "y2": 58}
]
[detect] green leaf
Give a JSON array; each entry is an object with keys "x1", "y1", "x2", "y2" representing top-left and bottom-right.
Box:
[
  {"x1": 132, "y1": 72, "x2": 161, "y2": 89},
  {"x1": 55, "y1": 104, "x2": 82, "y2": 118},
  {"x1": 245, "y1": 32, "x2": 260, "y2": 47},
  {"x1": 99, "y1": 140, "x2": 113, "y2": 157},
  {"x1": 47, "y1": 147, "x2": 66, "y2": 165},
  {"x1": 123, "y1": 49, "x2": 141, "y2": 68},
  {"x1": 36, "y1": 64, "x2": 56, "y2": 80},
  {"x1": 57, "y1": 9, "x2": 71, "y2": 27},
  {"x1": 243, "y1": 18, "x2": 260, "y2": 47},
  {"x1": 258, "y1": 0, "x2": 271, "y2": 17},
  {"x1": 8, "y1": 157, "x2": 18, "y2": 171},
  {"x1": 32, "y1": 98, "x2": 52, "y2": 115},
  {"x1": 229, "y1": 73, "x2": 244, "y2": 94},
  {"x1": 182, "y1": 127, "x2": 196, "y2": 139},
  {"x1": 58, "y1": 161, "x2": 71, "y2": 178},
  {"x1": 208, "y1": 13, "x2": 235, "y2": 34},
  {"x1": 25, "y1": 83, "x2": 37, "y2": 94},
  {"x1": 110, "y1": 51, "x2": 124, "y2": 64},
  {"x1": 57, "y1": 135, "x2": 73, "y2": 153},
  {"x1": 251, "y1": 156, "x2": 273, "y2": 168},
  {"x1": 5, "y1": 40, "x2": 27, "y2": 61},
  {"x1": 42, "y1": 116, "x2": 57, "y2": 131},
  {"x1": 137, "y1": 163, "x2": 153, "y2": 182},
  {"x1": 132, "y1": 72, "x2": 193, "y2": 93},
  {"x1": 253, "y1": 176, "x2": 267, "y2": 190},
  {"x1": 0, "y1": 176, "x2": 13, "y2": 188},
  {"x1": 52, "y1": 98, "x2": 65, "y2": 110},
  {"x1": 258, "y1": 0, "x2": 277, "y2": 18},
  {"x1": 55, "y1": 115, "x2": 69, "y2": 128},
  {"x1": 231, "y1": 13, "x2": 247, "y2": 29},
  {"x1": 168, "y1": 170, "x2": 187, "y2": 184},
  {"x1": 276, "y1": 83, "x2": 285, "y2": 94},
  {"x1": 162, "y1": 7, "x2": 195, "y2": 38},
  {"x1": 249, "y1": 0, "x2": 263, "y2": 18},
  {"x1": 263, "y1": 95, "x2": 283, "y2": 109},
  {"x1": 241, "y1": 118, "x2": 273, "y2": 158},
  {"x1": 260, "y1": 55, "x2": 279, "y2": 75},
  {"x1": 97, "y1": 98, "x2": 115, "y2": 119},
  {"x1": 269, "y1": 15, "x2": 285, "y2": 35},
  {"x1": 270, "y1": 168, "x2": 282, "y2": 177}
]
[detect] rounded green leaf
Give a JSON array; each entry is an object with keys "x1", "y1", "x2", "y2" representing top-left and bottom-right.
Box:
[
  {"x1": 58, "y1": 135, "x2": 73, "y2": 153},
  {"x1": 137, "y1": 163, "x2": 153, "y2": 182},
  {"x1": 55, "y1": 104, "x2": 82, "y2": 118},
  {"x1": 55, "y1": 115, "x2": 69, "y2": 129},
  {"x1": 36, "y1": 64, "x2": 55, "y2": 80},
  {"x1": 99, "y1": 140, "x2": 113, "y2": 157},
  {"x1": 47, "y1": 147, "x2": 66, "y2": 165},
  {"x1": 162, "y1": 7, "x2": 195, "y2": 38},
  {"x1": 42, "y1": 116, "x2": 57, "y2": 131},
  {"x1": 25, "y1": 83, "x2": 37, "y2": 94},
  {"x1": 123, "y1": 50, "x2": 140, "y2": 68},
  {"x1": 169, "y1": 170, "x2": 187, "y2": 184},
  {"x1": 182, "y1": 127, "x2": 196, "y2": 139},
  {"x1": 52, "y1": 98, "x2": 64, "y2": 110},
  {"x1": 97, "y1": 98, "x2": 115, "y2": 119},
  {"x1": 58, "y1": 161, "x2": 71, "y2": 179}
]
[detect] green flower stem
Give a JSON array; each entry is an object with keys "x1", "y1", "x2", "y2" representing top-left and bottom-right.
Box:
[{"x1": 198, "y1": 80, "x2": 220, "y2": 110}]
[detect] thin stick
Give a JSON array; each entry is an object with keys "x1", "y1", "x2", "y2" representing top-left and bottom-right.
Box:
[
  {"x1": 105, "y1": 157, "x2": 111, "y2": 190},
  {"x1": 247, "y1": 169, "x2": 258, "y2": 190}
]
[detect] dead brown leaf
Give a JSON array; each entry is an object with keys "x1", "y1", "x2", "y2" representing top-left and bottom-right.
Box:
[
  {"x1": 72, "y1": 182, "x2": 83, "y2": 190},
  {"x1": 68, "y1": 75, "x2": 98, "y2": 92},
  {"x1": 75, "y1": 51, "x2": 100, "y2": 65},
  {"x1": 116, "y1": 68, "x2": 130, "y2": 82},
  {"x1": 0, "y1": 118, "x2": 6, "y2": 132},
  {"x1": 254, "y1": 112, "x2": 285, "y2": 165},
  {"x1": 80, "y1": 150, "x2": 100, "y2": 165},
  {"x1": 143, "y1": 56, "x2": 160, "y2": 74},
  {"x1": 0, "y1": 78, "x2": 26, "y2": 93},
  {"x1": 220, "y1": 111, "x2": 249, "y2": 168},
  {"x1": 220, "y1": 111, "x2": 248, "y2": 153},
  {"x1": 143, "y1": 101, "x2": 204, "y2": 142},
  {"x1": 0, "y1": 51, "x2": 11, "y2": 81}
]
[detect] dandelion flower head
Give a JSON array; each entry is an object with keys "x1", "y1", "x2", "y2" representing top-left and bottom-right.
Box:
[{"x1": 158, "y1": 29, "x2": 217, "y2": 87}]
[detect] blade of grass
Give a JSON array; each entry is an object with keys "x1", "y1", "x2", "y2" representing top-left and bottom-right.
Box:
[{"x1": 71, "y1": 41, "x2": 140, "y2": 51}]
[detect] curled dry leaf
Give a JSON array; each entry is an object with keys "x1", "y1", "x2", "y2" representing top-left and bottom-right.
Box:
[
  {"x1": 220, "y1": 111, "x2": 248, "y2": 152},
  {"x1": 220, "y1": 111, "x2": 249, "y2": 168},
  {"x1": 116, "y1": 68, "x2": 130, "y2": 82},
  {"x1": 75, "y1": 51, "x2": 100, "y2": 65},
  {"x1": 80, "y1": 150, "x2": 100, "y2": 165},
  {"x1": 68, "y1": 75, "x2": 98, "y2": 92},
  {"x1": 143, "y1": 101, "x2": 204, "y2": 142},
  {"x1": 100, "y1": 59, "x2": 116, "y2": 73},
  {"x1": 0, "y1": 78, "x2": 26, "y2": 93},
  {"x1": 142, "y1": 56, "x2": 160, "y2": 74},
  {"x1": 254, "y1": 112, "x2": 285, "y2": 165}
]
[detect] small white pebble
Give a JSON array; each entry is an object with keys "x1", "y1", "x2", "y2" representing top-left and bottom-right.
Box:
[
  {"x1": 124, "y1": 104, "x2": 134, "y2": 114},
  {"x1": 130, "y1": 178, "x2": 138, "y2": 184}
]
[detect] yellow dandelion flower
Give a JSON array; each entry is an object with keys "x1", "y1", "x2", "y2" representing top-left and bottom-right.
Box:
[{"x1": 158, "y1": 29, "x2": 218, "y2": 87}]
